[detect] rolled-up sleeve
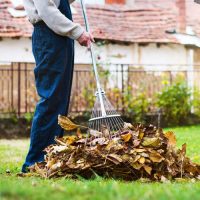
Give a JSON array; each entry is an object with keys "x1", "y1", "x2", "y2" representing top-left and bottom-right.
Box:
[{"x1": 33, "y1": 0, "x2": 84, "y2": 40}]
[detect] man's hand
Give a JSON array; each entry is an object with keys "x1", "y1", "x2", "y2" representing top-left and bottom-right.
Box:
[{"x1": 77, "y1": 31, "x2": 95, "y2": 48}]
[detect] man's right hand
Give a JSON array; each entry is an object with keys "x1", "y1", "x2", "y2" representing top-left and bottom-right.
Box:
[{"x1": 77, "y1": 31, "x2": 95, "y2": 48}]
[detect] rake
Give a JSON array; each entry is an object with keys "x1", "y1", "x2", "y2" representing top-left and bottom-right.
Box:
[{"x1": 80, "y1": 0, "x2": 125, "y2": 135}]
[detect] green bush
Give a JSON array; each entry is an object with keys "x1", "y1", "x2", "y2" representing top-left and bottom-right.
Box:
[
  {"x1": 124, "y1": 86, "x2": 150, "y2": 123},
  {"x1": 157, "y1": 81, "x2": 192, "y2": 126},
  {"x1": 193, "y1": 87, "x2": 200, "y2": 117}
]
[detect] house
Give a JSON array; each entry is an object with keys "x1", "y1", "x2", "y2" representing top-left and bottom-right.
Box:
[
  {"x1": 1, "y1": 0, "x2": 200, "y2": 115},
  {"x1": 1, "y1": 0, "x2": 200, "y2": 68}
]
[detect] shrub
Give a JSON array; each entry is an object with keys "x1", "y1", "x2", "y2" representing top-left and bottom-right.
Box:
[
  {"x1": 123, "y1": 86, "x2": 150, "y2": 123},
  {"x1": 192, "y1": 87, "x2": 200, "y2": 117},
  {"x1": 156, "y1": 81, "x2": 192, "y2": 126}
]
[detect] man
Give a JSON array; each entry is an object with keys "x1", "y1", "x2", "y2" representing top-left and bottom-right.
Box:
[{"x1": 22, "y1": 0, "x2": 94, "y2": 172}]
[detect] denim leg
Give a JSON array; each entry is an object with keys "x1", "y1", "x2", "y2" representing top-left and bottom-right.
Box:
[{"x1": 22, "y1": 25, "x2": 74, "y2": 172}]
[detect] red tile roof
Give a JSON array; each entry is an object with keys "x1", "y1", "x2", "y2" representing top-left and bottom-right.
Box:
[
  {"x1": 73, "y1": 3, "x2": 178, "y2": 43},
  {"x1": 0, "y1": 0, "x2": 199, "y2": 43},
  {"x1": 186, "y1": 0, "x2": 200, "y2": 37},
  {"x1": 0, "y1": 0, "x2": 32, "y2": 37}
]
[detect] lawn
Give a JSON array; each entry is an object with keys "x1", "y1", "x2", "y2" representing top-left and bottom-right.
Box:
[{"x1": 0, "y1": 125, "x2": 200, "y2": 200}]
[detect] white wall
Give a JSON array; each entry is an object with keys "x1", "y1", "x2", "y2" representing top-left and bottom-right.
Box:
[
  {"x1": 0, "y1": 37, "x2": 34, "y2": 63},
  {"x1": 75, "y1": 42, "x2": 188, "y2": 68},
  {"x1": 0, "y1": 37, "x2": 189, "y2": 69},
  {"x1": 138, "y1": 43, "x2": 188, "y2": 70}
]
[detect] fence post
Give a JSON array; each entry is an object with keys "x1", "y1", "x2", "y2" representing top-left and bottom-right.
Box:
[
  {"x1": 17, "y1": 63, "x2": 21, "y2": 117},
  {"x1": 187, "y1": 49, "x2": 194, "y2": 113},
  {"x1": 25, "y1": 63, "x2": 28, "y2": 113},
  {"x1": 11, "y1": 62, "x2": 14, "y2": 111},
  {"x1": 121, "y1": 64, "x2": 125, "y2": 114}
]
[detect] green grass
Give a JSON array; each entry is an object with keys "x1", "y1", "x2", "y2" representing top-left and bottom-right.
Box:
[{"x1": 0, "y1": 125, "x2": 200, "y2": 200}]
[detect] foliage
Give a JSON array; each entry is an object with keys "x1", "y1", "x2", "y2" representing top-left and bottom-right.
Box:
[
  {"x1": 123, "y1": 86, "x2": 150, "y2": 123},
  {"x1": 157, "y1": 81, "x2": 192, "y2": 126},
  {"x1": 24, "y1": 112, "x2": 34, "y2": 123},
  {"x1": 192, "y1": 87, "x2": 200, "y2": 117}
]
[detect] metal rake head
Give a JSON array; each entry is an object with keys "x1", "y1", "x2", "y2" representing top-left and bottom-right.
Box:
[{"x1": 88, "y1": 92, "x2": 124, "y2": 135}]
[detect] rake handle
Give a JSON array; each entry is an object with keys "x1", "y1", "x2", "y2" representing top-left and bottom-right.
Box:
[{"x1": 80, "y1": 0, "x2": 106, "y2": 117}]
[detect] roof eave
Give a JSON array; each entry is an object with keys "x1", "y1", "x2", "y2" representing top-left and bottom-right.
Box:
[{"x1": 173, "y1": 33, "x2": 200, "y2": 48}]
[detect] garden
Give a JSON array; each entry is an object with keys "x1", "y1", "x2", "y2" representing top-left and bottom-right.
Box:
[
  {"x1": 0, "y1": 125, "x2": 200, "y2": 200},
  {"x1": 0, "y1": 79, "x2": 200, "y2": 199}
]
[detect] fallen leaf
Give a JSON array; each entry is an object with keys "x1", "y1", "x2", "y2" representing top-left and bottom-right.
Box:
[
  {"x1": 76, "y1": 128, "x2": 82, "y2": 138},
  {"x1": 161, "y1": 176, "x2": 170, "y2": 183},
  {"x1": 131, "y1": 162, "x2": 143, "y2": 170},
  {"x1": 142, "y1": 137, "x2": 161, "y2": 147},
  {"x1": 133, "y1": 139, "x2": 141, "y2": 147},
  {"x1": 139, "y1": 132, "x2": 144, "y2": 140},
  {"x1": 165, "y1": 131, "x2": 176, "y2": 146},
  {"x1": 180, "y1": 143, "x2": 187, "y2": 157},
  {"x1": 121, "y1": 133, "x2": 132, "y2": 142},
  {"x1": 132, "y1": 155, "x2": 141, "y2": 163},
  {"x1": 143, "y1": 165, "x2": 152, "y2": 175},
  {"x1": 131, "y1": 149, "x2": 147, "y2": 153},
  {"x1": 58, "y1": 115, "x2": 79, "y2": 131},
  {"x1": 124, "y1": 122, "x2": 133, "y2": 129},
  {"x1": 66, "y1": 136, "x2": 77, "y2": 145},
  {"x1": 149, "y1": 152, "x2": 164, "y2": 163},
  {"x1": 121, "y1": 154, "x2": 130, "y2": 162},
  {"x1": 107, "y1": 154, "x2": 123, "y2": 165},
  {"x1": 139, "y1": 157, "x2": 145, "y2": 164}
]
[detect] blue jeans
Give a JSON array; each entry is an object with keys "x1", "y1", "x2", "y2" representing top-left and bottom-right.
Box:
[{"x1": 22, "y1": 0, "x2": 74, "y2": 172}]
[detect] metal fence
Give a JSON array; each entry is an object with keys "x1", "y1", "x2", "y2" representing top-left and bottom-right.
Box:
[{"x1": 0, "y1": 62, "x2": 200, "y2": 116}]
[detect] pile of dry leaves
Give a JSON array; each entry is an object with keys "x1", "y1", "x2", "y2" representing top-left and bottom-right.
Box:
[{"x1": 30, "y1": 116, "x2": 200, "y2": 181}]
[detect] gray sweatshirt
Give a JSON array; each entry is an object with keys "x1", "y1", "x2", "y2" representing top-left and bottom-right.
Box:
[{"x1": 23, "y1": 0, "x2": 84, "y2": 40}]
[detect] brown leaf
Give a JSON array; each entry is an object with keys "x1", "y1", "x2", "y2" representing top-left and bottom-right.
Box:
[
  {"x1": 46, "y1": 160, "x2": 56, "y2": 169},
  {"x1": 132, "y1": 155, "x2": 141, "y2": 163},
  {"x1": 139, "y1": 157, "x2": 145, "y2": 164},
  {"x1": 164, "y1": 131, "x2": 176, "y2": 146},
  {"x1": 121, "y1": 132, "x2": 132, "y2": 142},
  {"x1": 142, "y1": 137, "x2": 161, "y2": 147},
  {"x1": 124, "y1": 122, "x2": 133, "y2": 129},
  {"x1": 139, "y1": 132, "x2": 144, "y2": 140},
  {"x1": 149, "y1": 152, "x2": 164, "y2": 163},
  {"x1": 161, "y1": 176, "x2": 170, "y2": 183},
  {"x1": 34, "y1": 163, "x2": 47, "y2": 178},
  {"x1": 76, "y1": 128, "x2": 83, "y2": 139},
  {"x1": 143, "y1": 165, "x2": 152, "y2": 175},
  {"x1": 185, "y1": 164, "x2": 199, "y2": 174},
  {"x1": 58, "y1": 115, "x2": 79, "y2": 131},
  {"x1": 66, "y1": 136, "x2": 77, "y2": 145},
  {"x1": 131, "y1": 148, "x2": 147, "y2": 153},
  {"x1": 180, "y1": 143, "x2": 187, "y2": 157},
  {"x1": 51, "y1": 145, "x2": 69, "y2": 154},
  {"x1": 121, "y1": 154, "x2": 130, "y2": 162},
  {"x1": 131, "y1": 162, "x2": 143, "y2": 170},
  {"x1": 107, "y1": 154, "x2": 123, "y2": 165},
  {"x1": 105, "y1": 140, "x2": 116, "y2": 151},
  {"x1": 133, "y1": 139, "x2": 141, "y2": 147},
  {"x1": 91, "y1": 138, "x2": 106, "y2": 146}
]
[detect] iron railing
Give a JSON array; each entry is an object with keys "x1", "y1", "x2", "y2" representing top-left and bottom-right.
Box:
[{"x1": 0, "y1": 62, "x2": 200, "y2": 116}]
